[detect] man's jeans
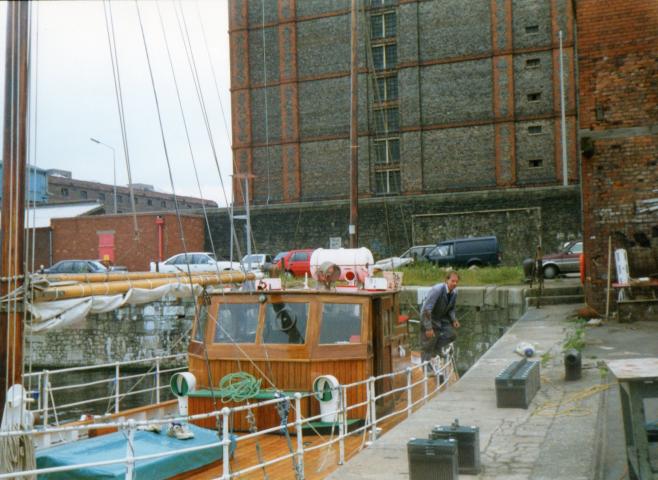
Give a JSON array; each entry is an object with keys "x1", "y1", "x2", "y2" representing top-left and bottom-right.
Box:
[{"x1": 421, "y1": 322, "x2": 457, "y2": 362}]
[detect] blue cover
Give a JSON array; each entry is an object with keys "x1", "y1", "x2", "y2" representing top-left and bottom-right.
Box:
[{"x1": 37, "y1": 424, "x2": 234, "y2": 479}]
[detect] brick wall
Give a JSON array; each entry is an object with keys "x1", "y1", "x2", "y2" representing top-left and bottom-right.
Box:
[
  {"x1": 577, "y1": 1, "x2": 658, "y2": 311},
  {"x1": 51, "y1": 213, "x2": 206, "y2": 271},
  {"x1": 229, "y1": 0, "x2": 579, "y2": 205}
]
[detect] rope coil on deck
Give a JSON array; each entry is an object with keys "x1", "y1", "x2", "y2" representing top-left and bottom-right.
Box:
[{"x1": 218, "y1": 372, "x2": 262, "y2": 403}]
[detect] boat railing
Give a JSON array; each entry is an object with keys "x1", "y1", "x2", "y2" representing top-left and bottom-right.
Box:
[
  {"x1": 0, "y1": 349, "x2": 455, "y2": 479},
  {"x1": 21, "y1": 353, "x2": 187, "y2": 424}
]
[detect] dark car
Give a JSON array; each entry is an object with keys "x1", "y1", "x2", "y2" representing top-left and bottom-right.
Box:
[
  {"x1": 541, "y1": 240, "x2": 582, "y2": 279},
  {"x1": 426, "y1": 236, "x2": 501, "y2": 268},
  {"x1": 42, "y1": 260, "x2": 109, "y2": 274}
]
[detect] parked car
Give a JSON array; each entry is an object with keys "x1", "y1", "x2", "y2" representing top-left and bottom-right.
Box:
[
  {"x1": 42, "y1": 259, "x2": 110, "y2": 274},
  {"x1": 541, "y1": 240, "x2": 582, "y2": 279},
  {"x1": 374, "y1": 244, "x2": 435, "y2": 270},
  {"x1": 426, "y1": 236, "x2": 501, "y2": 267},
  {"x1": 241, "y1": 253, "x2": 273, "y2": 272},
  {"x1": 150, "y1": 252, "x2": 240, "y2": 273},
  {"x1": 282, "y1": 249, "x2": 315, "y2": 277}
]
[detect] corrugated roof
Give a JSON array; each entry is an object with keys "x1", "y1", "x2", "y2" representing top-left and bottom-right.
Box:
[{"x1": 26, "y1": 202, "x2": 103, "y2": 228}]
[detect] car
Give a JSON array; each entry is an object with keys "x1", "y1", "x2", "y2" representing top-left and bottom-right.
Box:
[
  {"x1": 282, "y1": 249, "x2": 315, "y2": 277},
  {"x1": 42, "y1": 260, "x2": 110, "y2": 274},
  {"x1": 541, "y1": 240, "x2": 583, "y2": 279},
  {"x1": 150, "y1": 252, "x2": 240, "y2": 274},
  {"x1": 426, "y1": 236, "x2": 501, "y2": 268},
  {"x1": 374, "y1": 244, "x2": 435, "y2": 270},
  {"x1": 240, "y1": 253, "x2": 273, "y2": 272}
]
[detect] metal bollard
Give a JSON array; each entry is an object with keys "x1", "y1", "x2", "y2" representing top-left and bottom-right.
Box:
[{"x1": 564, "y1": 349, "x2": 582, "y2": 381}]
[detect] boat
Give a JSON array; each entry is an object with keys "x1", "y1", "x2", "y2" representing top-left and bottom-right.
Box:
[{"x1": 0, "y1": 3, "x2": 458, "y2": 479}]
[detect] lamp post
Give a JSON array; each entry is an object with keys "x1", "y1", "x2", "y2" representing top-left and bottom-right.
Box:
[{"x1": 90, "y1": 137, "x2": 117, "y2": 214}]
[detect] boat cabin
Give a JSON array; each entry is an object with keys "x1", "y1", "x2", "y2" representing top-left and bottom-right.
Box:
[{"x1": 188, "y1": 288, "x2": 405, "y2": 430}]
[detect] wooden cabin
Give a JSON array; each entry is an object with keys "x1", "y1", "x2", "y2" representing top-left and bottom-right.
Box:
[{"x1": 188, "y1": 288, "x2": 406, "y2": 431}]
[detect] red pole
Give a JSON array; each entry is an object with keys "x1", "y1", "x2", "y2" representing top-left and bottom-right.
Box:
[{"x1": 155, "y1": 216, "x2": 165, "y2": 267}]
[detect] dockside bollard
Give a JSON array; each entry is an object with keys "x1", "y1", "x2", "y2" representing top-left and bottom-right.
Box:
[{"x1": 564, "y1": 349, "x2": 582, "y2": 381}]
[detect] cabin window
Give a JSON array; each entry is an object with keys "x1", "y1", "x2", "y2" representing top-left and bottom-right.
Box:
[
  {"x1": 263, "y1": 303, "x2": 308, "y2": 345},
  {"x1": 194, "y1": 305, "x2": 208, "y2": 342},
  {"x1": 319, "y1": 303, "x2": 362, "y2": 344},
  {"x1": 214, "y1": 303, "x2": 259, "y2": 343}
]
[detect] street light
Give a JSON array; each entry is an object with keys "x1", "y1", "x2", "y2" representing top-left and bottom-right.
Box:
[{"x1": 90, "y1": 137, "x2": 117, "y2": 214}]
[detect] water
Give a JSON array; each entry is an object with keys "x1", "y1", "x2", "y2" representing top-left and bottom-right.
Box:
[{"x1": 402, "y1": 303, "x2": 523, "y2": 375}]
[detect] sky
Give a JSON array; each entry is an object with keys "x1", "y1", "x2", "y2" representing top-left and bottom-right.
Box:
[{"x1": 0, "y1": 0, "x2": 234, "y2": 206}]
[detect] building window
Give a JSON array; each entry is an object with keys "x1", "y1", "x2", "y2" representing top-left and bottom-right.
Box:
[
  {"x1": 375, "y1": 169, "x2": 401, "y2": 194},
  {"x1": 161, "y1": 200, "x2": 166, "y2": 207},
  {"x1": 525, "y1": 58, "x2": 541, "y2": 68},
  {"x1": 370, "y1": 12, "x2": 396, "y2": 39},
  {"x1": 61, "y1": 187, "x2": 69, "y2": 196},
  {"x1": 525, "y1": 25, "x2": 539, "y2": 34},
  {"x1": 529, "y1": 159, "x2": 543, "y2": 168},
  {"x1": 80, "y1": 191, "x2": 87, "y2": 199},
  {"x1": 117, "y1": 195, "x2": 123, "y2": 203},
  {"x1": 374, "y1": 138, "x2": 400, "y2": 164},
  {"x1": 372, "y1": 44, "x2": 397, "y2": 71},
  {"x1": 527, "y1": 92, "x2": 542, "y2": 102},
  {"x1": 98, "y1": 192, "x2": 105, "y2": 201},
  {"x1": 374, "y1": 107, "x2": 399, "y2": 133},
  {"x1": 147, "y1": 199, "x2": 153, "y2": 206},
  {"x1": 134, "y1": 197, "x2": 139, "y2": 204},
  {"x1": 370, "y1": 0, "x2": 395, "y2": 8},
  {"x1": 376, "y1": 76, "x2": 398, "y2": 102},
  {"x1": 528, "y1": 125, "x2": 542, "y2": 135}
]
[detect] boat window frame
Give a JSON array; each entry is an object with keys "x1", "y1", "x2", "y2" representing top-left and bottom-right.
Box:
[
  {"x1": 311, "y1": 296, "x2": 370, "y2": 360},
  {"x1": 211, "y1": 298, "x2": 262, "y2": 345},
  {"x1": 260, "y1": 300, "x2": 311, "y2": 346}
]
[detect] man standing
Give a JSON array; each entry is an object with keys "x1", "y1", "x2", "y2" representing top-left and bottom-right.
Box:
[{"x1": 420, "y1": 270, "x2": 461, "y2": 361}]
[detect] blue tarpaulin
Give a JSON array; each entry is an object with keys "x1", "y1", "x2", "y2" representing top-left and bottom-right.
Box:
[{"x1": 36, "y1": 423, "x2": 234, "y2": 479}]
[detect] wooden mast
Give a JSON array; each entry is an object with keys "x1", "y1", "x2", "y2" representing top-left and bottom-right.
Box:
[
  {"x1": 348, "y1": 0, "x2": 359, "y2": 248},
  {"x1": 0, "y1": 1, "x2": 30, "y2": 408}
]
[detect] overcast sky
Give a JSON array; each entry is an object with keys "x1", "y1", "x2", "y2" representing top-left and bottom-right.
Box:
[{"x1": 0, "y1": 0, "x2": 234, "y2": 206}]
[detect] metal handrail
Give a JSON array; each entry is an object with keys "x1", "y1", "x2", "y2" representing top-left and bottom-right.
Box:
[{"x1": 1, "y1": 352, "x2": 456, "y2": 480}]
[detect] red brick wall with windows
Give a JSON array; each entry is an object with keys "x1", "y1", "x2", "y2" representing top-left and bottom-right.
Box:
[
  {"x1": 51, "y1": 213, "x2": 205, "y2": 272},
  {"x1": 577, "y1": 1, "x2": 658, "y2": 311}
]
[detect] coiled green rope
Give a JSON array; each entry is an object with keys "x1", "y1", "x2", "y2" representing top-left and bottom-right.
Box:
[{"x1": 218, "y1": 372, "x2": 262, "y2": 402}]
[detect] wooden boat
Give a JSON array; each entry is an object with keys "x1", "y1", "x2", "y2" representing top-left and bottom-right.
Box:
[{"x1": 187, "y1": 286, "x2": 410, "y2": 432}]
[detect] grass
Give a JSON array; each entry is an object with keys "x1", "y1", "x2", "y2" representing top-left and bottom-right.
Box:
[
  {"x1": 398, "y1": 263, "x2": 524, "y2": 286},
  {"x1": 563, "y1": 317, "x2": 586, "y2": 352}
]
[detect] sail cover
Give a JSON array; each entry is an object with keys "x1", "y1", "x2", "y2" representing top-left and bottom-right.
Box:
[{"x1": 26, "y1": 283, "x2": 202, "y2": 332}]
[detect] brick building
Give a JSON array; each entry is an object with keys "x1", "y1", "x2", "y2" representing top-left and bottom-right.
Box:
[
  {"x1": 577, "y1": 1, "x2": 658, "y2": 311},
  {"x1": 229, "y1": 0, "x2": 578, "y2": 204},
  {"x1": 220, "y1": 0, "x2": 582, "y2": 262},
  {"x1": 51, "y1": 213, "x2": 206, "y2": 272},
  {"x1": 47, "y1": 170, "x2": 217, "y2": 214}
]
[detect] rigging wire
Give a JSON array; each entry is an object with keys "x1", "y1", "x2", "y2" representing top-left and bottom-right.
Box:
[
  {"x1": 173, "y1": 0, "x2": 249, "y2": 261},
  {"x1": 102, "y1": 0, "x2": 139, "y2": 235}
]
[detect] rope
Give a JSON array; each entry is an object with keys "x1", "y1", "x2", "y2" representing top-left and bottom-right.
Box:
[
  {"x1": 0, "y1": 435, "x2": 35, "y2": 478},
  {"x1": 217, "y1": 372, "x2": 262, "y2": 403},
  {"x1": 533, "y1": 383, "x2": 614, "y2": 417}
]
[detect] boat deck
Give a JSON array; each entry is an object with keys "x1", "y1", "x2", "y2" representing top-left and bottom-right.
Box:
[{"x1": 185, "y1": 371, "x2": 452, "y2": 479}]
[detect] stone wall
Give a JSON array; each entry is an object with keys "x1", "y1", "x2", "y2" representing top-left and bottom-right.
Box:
[
  {"x1": 26, "y1": 298, "x2": 196, "y2": 368},
  {"x1": 208, "y1": 185, "x2": 581, "y2": 266}
]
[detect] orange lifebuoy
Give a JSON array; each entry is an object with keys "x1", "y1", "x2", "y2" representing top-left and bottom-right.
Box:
[{"x1": 579, "y1": 253, "x2": 585, "y2": 285}]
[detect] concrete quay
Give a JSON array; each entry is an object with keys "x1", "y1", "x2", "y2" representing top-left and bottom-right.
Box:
[{"x1": 328, "y1": 303, "x2": 658, "y2": 480}]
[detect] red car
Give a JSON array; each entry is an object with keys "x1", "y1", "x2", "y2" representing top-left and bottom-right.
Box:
[
  {"x1": 541, "y1": 240, "x2": 583, "y2": 278},
  {"x1": 283, "y1": 249, "x2": 315, "y2": 277}
]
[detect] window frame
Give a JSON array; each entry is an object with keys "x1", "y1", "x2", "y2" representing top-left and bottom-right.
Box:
[
  {"x1": 370, "y1": 11, "x2": 396, "y2": 39},
  {"x1": 375, "y1": 168, "x2": 401, "y2": 195},
  {"x1": 374, "y1": 137, "x2": 400, "y2": 165},
  {"x1": 372, "y1": 43, "x2": 397, "y2": 71}
]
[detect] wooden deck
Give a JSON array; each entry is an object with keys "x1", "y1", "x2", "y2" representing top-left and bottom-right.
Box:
[{"x1": 185, "y1": 367, "x2": 456, "y2": 479}]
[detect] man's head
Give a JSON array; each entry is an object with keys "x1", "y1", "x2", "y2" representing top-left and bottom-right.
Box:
[{"x1": 445, "y1": 270, "x2": 459, "y2": 292}]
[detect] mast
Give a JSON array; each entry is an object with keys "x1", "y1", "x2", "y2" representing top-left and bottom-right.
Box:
[
  {"x1": 348, "y1": 0, "x2": 359, "y2": 248},
  {"x1": 0, "y1": 1, "x2": 30, "y2": 407}
]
